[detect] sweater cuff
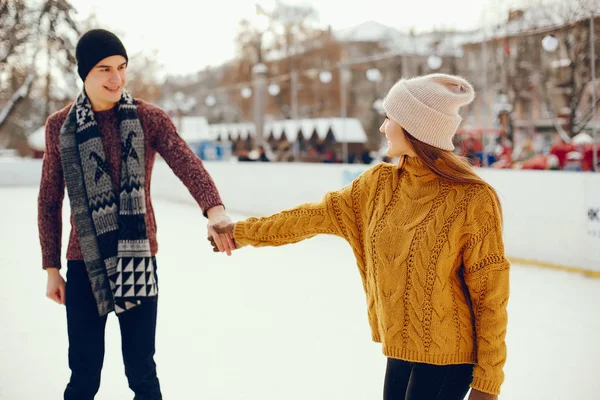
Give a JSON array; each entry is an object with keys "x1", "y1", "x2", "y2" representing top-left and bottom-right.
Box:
[
  {"x1": 233, "y1": 222, "x2": 249, "y2": 248},
  {"x1": 42, "y1": 255, "x2": 62, "y2": 270},
  {"x1": 201, "y1": 197, "x2": 225, "y2": 218},
  {"x1": 471, "y1": 376, "x2": 501, "y2": 395}
]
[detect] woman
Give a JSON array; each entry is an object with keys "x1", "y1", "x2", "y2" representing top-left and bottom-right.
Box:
[{"x1": 212, "y1": 74, "x2": 509, "y2": 400}]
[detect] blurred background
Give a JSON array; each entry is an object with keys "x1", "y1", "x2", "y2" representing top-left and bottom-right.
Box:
[{"x1": 1, "y1": 0, "x2": 599, "y2": 170}]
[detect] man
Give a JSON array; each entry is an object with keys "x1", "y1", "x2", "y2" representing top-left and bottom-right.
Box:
[{"x1": 38, "y1": 29, "x2": 234, "y2": 399}]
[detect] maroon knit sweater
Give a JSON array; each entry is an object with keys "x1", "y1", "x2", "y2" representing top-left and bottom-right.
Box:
[{"x1": 38, "y1": 99, "x2": 224, "y2": 269}]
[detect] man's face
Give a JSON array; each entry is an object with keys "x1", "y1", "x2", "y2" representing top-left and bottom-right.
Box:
[{"x1": 84, "y1": 55, "x2": 127, "y2": 109}]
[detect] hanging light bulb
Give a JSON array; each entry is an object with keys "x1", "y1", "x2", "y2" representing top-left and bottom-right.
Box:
[
  {"x1": 366, "y1": 68, "x2": 382, "y2": 82},
  {"x1": 205, "y1": 94, "x2": 216, "y2": 107},
  {"x1": 542, "y1": 34, "x2": 559, "y2": 53},
  {"x1": 427, "y1": 55, "x2": 442, "y2": 70},
  {"x1": 268, "y1": 83, "x2": 280, "y2": 96},
  {"x1": 319, "y1": 71, "x2": 332, "y2": 83},
  {"x1": 241, "y1": 87, "x2": 253, "y2": 99}
]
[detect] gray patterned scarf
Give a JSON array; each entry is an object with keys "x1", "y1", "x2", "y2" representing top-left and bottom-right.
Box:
[{"x1": 59, "y1": 90, "x2": 158, "y2": 316}]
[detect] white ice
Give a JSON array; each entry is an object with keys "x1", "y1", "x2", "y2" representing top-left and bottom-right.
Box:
[{"x1": 1, "y1": 187, "x2": 599, "y2": 399}]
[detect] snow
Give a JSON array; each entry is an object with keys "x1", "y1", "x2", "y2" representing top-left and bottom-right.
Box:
[
  {"x1": 1, "y1": 186, "x2": 599, "y2": 399},
  {"x1": 331, "y1": 6, "x2": 594, "y2": 58},
  {"x1": 0, "y1": 72, "x2": 35, "y2": 128},
  {"x1": 334, "y1": 21, "x2": 410, "y2": 44},
  {"x1": 27, "y1": 126, "x2": 46, "y2": 151}
]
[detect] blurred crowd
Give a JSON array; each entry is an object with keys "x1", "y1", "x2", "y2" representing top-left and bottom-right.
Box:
[
  {"x1": 233, "y1": 140, "x2": 391, "y2": 164},
  {"x1": 227, "y1": 133, "x2": 599, "y2": 172},
  {"x1": 457, "y1": 133, "x2": 599, "y2": 172}
]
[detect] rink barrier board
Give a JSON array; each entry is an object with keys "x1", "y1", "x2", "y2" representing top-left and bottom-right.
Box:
[
  {"x1": 507, "y1": 257, "x2": 600, "y2": 279},
  {"x1": 2, "y1": 158, "x2": 599, "y2": 276}
]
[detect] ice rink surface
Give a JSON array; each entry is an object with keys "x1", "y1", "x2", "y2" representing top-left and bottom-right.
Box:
[{"x1": 1, "y1": 187, "x2": 599, "y2": 399}]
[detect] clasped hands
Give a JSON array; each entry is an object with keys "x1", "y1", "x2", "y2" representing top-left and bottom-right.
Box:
[{"x1": 206, "y1": 206, "x2": 237, "y2": 255}]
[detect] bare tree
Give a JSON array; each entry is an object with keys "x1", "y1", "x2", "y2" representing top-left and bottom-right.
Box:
[
  {"x1": 38, "y1": 0, "x2": 80, "y2": 119},
  {"x1": 225, "y1": 1, "x2": 322, "y2": 121},
  {"x1": 233, "y1": 2, "x2": 320, "y2": 68},
  {"x1": 0, "y1": 0, "x2": 80, "y2": 148},
  {"x1": 0, "y1": 0, "x2": 37, "y2": 132},
  {"x1": 270, "y1": 0, "x2": 319, "y2": 60},
  {"x1": 0, "y1": 0, "x2": 31, "y2": 69},
  {"x1": 484, "y1": 0, "x2": 600, "y2": 143},
  {"x1": 127, "y1": 50, "x2": 163, "y2": 103},
  {"x1": 502, "y1": 11, "x2": 548, "y2": 141},
  {"x1": 0, "y1": 66, "x2": 37, "y2": 153},
  {"x1": 235, "y1": 18, "x2": 265, "y2": 65},
  {"x1": 538, "y1": 0, "x2": 600, "y2": 137}
]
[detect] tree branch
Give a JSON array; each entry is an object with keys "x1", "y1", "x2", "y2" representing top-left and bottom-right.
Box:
[
  {"x1": 0, "y1": 71, "x2": 36, "y2": 130},
  {"x1": 0, "y1": 1, "x2": 29, "y2": 66},
  {"x1": 574, "y1": 96, "x2": 600, "y2": 129},
  {"x1": 542, "y1": 81, "x2": 572, "y2": 142}
]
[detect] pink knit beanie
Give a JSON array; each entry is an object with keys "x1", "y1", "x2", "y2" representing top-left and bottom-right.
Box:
[{"x1": 382, "y1": 74, "x2": 475, "y2": 151}]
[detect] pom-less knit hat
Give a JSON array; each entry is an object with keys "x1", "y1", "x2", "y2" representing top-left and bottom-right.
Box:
[
  {"x1": 76, "y1": 29, "x2": 128, "y2": 81},
  {"x1": 382, "y1": 74, "x2": 475, "y2": 151}
]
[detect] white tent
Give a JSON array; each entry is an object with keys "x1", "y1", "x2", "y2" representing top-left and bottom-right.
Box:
[
  {"x1": 211, "y1": 118, "x2": 367, "y2": 143},
  {"x1": 175, "y1": 116, "x2": 211, "y2": 142},
  {"x1": 328, "y1": 119, "x2": 366, "y2": 143},
  {"x1": 300, "y1": 120, "x2": 316, "y2": 140}
]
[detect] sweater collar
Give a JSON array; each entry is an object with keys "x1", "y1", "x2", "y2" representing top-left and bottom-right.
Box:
[{"x1": 398, "y1": 155, "x2": 437, "y2": 182}]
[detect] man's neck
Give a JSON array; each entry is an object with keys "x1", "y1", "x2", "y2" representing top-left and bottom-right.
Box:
[{"x1": 89, "y1": 98, "x2": 117, "y2": 112}]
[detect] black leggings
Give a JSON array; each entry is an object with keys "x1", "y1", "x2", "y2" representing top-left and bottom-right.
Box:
[{"x1": 383, "y1": 358, "x2": 474, "y2": 400}]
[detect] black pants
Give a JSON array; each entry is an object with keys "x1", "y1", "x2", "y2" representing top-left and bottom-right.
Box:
[
  {"x1": 383, "y1": 358, "x2": 474, "y2": 400},
  {"x1": 64, "y1": 260, "x2": 162, "y2": 400}
]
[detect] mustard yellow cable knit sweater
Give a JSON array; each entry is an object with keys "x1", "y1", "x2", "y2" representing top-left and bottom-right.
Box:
[{"x1": 233, "y1": 157, "x2": 510, "y2": 395}]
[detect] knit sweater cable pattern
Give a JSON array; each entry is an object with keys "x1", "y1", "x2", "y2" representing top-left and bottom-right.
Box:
[{"x1": 233, "y1": 158, "x2": 510, "y2": 395}]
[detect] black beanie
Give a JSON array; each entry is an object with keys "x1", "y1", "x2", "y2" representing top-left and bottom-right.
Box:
[{"x1": 76, "y1": 29, "x2": 128, "y2": 81}]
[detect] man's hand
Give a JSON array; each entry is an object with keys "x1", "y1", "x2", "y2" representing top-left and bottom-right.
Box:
[
  {"x1": 208, "y1": 222, "x2": 236, "y2": 253},
  {"x1": 46, "y1": 268, "x2": 66, "y2": 305},
  {"x1": 206, "y1": 206, "x2": 236, "y2": 256},
  {"x1": 468, "y1": 389, "x2": 498, "y2": 400}
]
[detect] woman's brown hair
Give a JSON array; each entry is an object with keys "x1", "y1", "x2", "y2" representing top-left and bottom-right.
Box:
[{"x1": 403, "y1": 129, "x2": 503, "y2": 219}]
